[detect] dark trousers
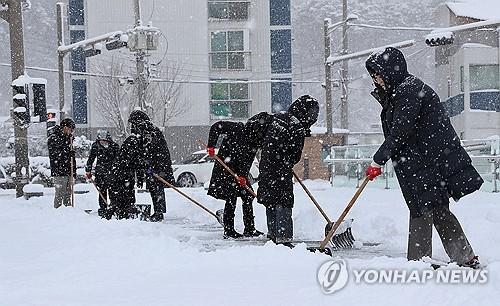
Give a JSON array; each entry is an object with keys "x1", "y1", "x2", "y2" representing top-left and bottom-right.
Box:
[
  {"x1": 147, "y1": 180, "x2": 166, "y2": 214},
  {"x1": 408, "y1": 204, "x2": 475, "y2": 265},
  {"x1": 109, "y1": 184, "x2": 136, "y2": 219},
  {"x1": 223, "y1": 193, "x2": 255, "y2": 231},
  {"x1": 266, "y1": 205, "x2": 293, "y2": 243}
]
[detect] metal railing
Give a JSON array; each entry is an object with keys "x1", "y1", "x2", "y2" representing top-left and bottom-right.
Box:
[{"x1": 324, "y1": 136, "x2": 500, "y2": 193}]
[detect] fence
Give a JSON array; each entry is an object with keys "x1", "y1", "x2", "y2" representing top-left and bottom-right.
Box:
[{"x1": 324, "y1": 136, "x2": 500, "y2": 193}]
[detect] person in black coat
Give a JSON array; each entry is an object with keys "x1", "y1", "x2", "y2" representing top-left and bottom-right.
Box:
[
  {"x1": 206, "y1": 112, "x2": 273, "y2": 238},
  {"x1": 85, "y1": 130, "x2": 120, "y2": 218},
  {"x1": 48, "y1": 118, "x2": 76, "y2": 208},
  {"x1": 108, "y1": 134, "x2": 142, "y2": 219},
  {"x1": 364, "y1": 47, "x2": 482, "y2": 268},
  {"x1": 129, "y1": 110, "x2": 175, "y2": 222},
  {"x1": 257, "y1": 95, "x2": 319, "y2": 244}
]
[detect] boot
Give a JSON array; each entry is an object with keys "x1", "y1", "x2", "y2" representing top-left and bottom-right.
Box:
[
  {"x1": 223, "y1": 207, "x2": 242, "y2": 239},
  {"x1": 223, "y1": 228, "x2": 243, "y2": 239},
  {"x1": 461, "y1": 256, "x2": 481, "y2": 269},
  {"x1": 150, "y1": 212, "x2": 164, "y2": 222},
  {"x1": 243, "y1": 228, "x2": 264, "y2": 237}
]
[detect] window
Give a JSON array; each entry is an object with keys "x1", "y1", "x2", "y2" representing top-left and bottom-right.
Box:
[
  {"x1": 270, "y1": 0, "x2": 290, "y2": 26},
  {"x1": 69, "y1": 0, "x2": 84, "y2": 26},
  {"x1": 70, "y1": 30, "x2": 86, "y2": 72},
  {"x1": 210, "y1": 30, "x2": 248, "y2": 70},
  {"x1": 270, "y1": 29, "x2": 292, "y2": 74},
  {"x1": 208, "y1": 1, "x2": 249, "y2": 20},
  {"x1": 72, "y1": 79, "x2": 87, "y2": 124},
  {"x1": 461, "y1": 64, "x2": 499, "y2": 92},
  {"x1": 210, "y1": 81, "x2": 250, "y2": 119},
  {"x1": 271, "y1": 78, "x2": 292, "y2": 112}
]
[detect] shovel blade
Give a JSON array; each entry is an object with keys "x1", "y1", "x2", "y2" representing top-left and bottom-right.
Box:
[
  {"x1": 324, "y1": 219, "x2": 355, "y2": 250},
  {"x1": 215, "y1": 209, "x2": 224, "y2": 226}
]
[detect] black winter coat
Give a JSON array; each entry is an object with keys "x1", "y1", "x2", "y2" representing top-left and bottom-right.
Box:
[
  {"x1": 137, "y1": 122, "x2": 175, "y2": 187},
  {"x1": 109, "y1": 135, "x2": 142, "y2": 211},
  {"x1": 207, "y1": 121, "x2": 253, "y2": 200},
  {"x1": 109, "y1": 135, "x2": 142, "y2": 191},
  {"x1": 85, "y1": 140, "x2": 119, "y2": 186},
  {"x1": 47, "y1": 125, "x2": 76, "y2": 177},
  {"x1": 257, "y1": 113, "x2": 305, "y2": 208},
  {"x1": 366, "y1": 47, "x2": 483, "y2": 217}
]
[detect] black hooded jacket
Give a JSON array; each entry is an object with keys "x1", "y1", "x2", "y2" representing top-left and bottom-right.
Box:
[
  {"x1": 207, "y1": 112, "x2": 274, "y2": 200},
  {"x1": 85, "y1": 135, "x2": 120, "y2": 186},
  {"x1": 47, "y1": 125, "x2": 76, "y2": 177},
  {"x1": 257, "y1": 95, "x2": 319, "y2": 208},
  {"x1": 366, "y1": 47, "x2": 483, "y2": 216}
]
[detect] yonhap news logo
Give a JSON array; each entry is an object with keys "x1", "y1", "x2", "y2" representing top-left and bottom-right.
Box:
[
  {"x1": 317, "y1": 258, "x2": 349, "y2": 294},
  {"x1": 317, "y1": 258, "x2": 488, "y2": 294}
]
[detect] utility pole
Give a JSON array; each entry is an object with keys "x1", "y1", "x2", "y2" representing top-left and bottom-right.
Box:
[
  {"x1": 324, "y1": 18, "x2": 333, "y2": 135},
  {"x1": 56, "y1": 2, "x2": 65, "y2": 119},
  {"x1": 133, "y1": 0, "x2": 148, "y2": 112},
  {"x1": 340, "y1": 0, "x2": 349, "y2": 131},
  {"x1": 1, "y1": 0, "x2": 29, "y2": 197}
]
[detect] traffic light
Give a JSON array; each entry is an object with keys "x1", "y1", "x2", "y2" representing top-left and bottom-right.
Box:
[
  {"x1": 106, "y1": 39, "x2": 127, "y2": 51},
  {"x1": 425, "y1": 32, "x2": 455, "y2": 47},
  {"x1": 32, "y1": 83, "x2": 47, "y2": 122},
  {"x1": 46, "y1": 109, "x2": 57, "y2": 136},
  {"x1": 12, "y1": 85, "x2": 30, "y2": 125}
]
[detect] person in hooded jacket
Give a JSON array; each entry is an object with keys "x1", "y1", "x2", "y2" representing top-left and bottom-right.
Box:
[
  {"x1": 206, "y1": 112, "x2": 273, "y2": 238},
  {"x1": 257, "y1": 95, "x2": 319, "y2": 245},
  {"x1": 107, "y1": 134, "x2": 142, "y2": 219},
  {"x1": 364, "y1": 47, "x2": 483, "y2": 268},
  {"x1": 129, "y1": 110, "x2": 175, "y2": 222},
  {"x1": 85, "y1": 130, "x2": 120, "y2": 218},
  {"x1": 48, "y1": 118, "x2": 76, "y2": 209}
]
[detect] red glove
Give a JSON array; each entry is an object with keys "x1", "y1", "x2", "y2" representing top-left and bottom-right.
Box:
[
  {"x1": 85, "y1": 172, "x2": 92, "y2": 179},
  {"x1": 365, "y1": 164, "x2": 382, "y2": 181},
  {"x1": 207, "y1": 147, "x2": 215, "y2": 157},
  {"x1": 238, "y1": 176, "x2": 247, "y2": 187}
]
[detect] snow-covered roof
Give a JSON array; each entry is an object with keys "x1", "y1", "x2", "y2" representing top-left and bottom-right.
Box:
[{"x1": 446, "y1": 0, "x2": 500, "y2": 21}]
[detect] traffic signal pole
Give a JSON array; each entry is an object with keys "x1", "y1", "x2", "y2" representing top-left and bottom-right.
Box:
[{"x1": 1, "y1": 0, "x2": 30, "y2": 197}]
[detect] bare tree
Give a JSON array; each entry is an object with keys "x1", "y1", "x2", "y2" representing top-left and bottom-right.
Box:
[
  {"x1": 148, "y1": 62, "x2": 189, "y2": 128},
  {"x1": 91, "y1": 57, "x2": 189, "y2": 136},
  {"x1": 92, "y1": 59, "x2": 136, "y2": 137}
]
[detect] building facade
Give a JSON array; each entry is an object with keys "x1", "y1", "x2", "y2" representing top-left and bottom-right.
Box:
[
  {"x1": 66, "y1": 0, "x2": 293, "y2": 160},
  {"x1": 432, "y1": 1, "x2": 500, "y2": 140}
]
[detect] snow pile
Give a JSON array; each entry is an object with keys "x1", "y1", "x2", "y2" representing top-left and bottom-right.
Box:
[{"x1": 0, "y1": 181, "x2": 499, "y2": 305}]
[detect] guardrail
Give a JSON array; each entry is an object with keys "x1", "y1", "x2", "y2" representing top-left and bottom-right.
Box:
[{"x1": 323, "y1": 155, "x2": 500, "y2": 193}]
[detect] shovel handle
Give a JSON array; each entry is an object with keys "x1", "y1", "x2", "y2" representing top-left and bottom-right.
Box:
[
  {"x1": 292, "y1": 170, "x2": 331, "y2": 224},
  {"x1": 197, "y1": 139, "x2": 257, "y2": 198},
  {"x1": 89, "y1": 177, "x2": 109, "y2": 207},
  {"x1": 153, "y1": 173, "x2": 219, "y2": 221},
  {"x1": 319, "y1": 176, "x2": 370, "y2": 249}
]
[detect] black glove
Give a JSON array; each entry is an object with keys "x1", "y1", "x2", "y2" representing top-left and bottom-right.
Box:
[{"x1": 137, "y1": 180, "x2": 144, "y2": 189}]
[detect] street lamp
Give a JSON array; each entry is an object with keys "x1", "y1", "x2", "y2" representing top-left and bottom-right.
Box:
[{"x1": 324, "y1": 14, "x2": 358, "y2": 135}]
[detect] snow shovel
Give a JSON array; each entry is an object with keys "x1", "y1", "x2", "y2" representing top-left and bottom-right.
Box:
[
  {"x1": 317, "y1": 176, "x2": 370, "y2": 252},
  {"x1": 153, "y1": 173, "x2": 224, "y2": 225},
  {"x1": 292, "y1": 170, "x2": 355, "y2": 249}
]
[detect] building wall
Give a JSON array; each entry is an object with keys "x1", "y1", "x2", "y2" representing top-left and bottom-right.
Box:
[
  {"x1": 293, "y1": 134, "x2": 344, "y2": 181},
  {"x1": 434, "y1": 8, "x2": 500, "y2": 140}
]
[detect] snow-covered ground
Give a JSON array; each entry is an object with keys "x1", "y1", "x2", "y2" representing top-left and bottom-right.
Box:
[{"x1": 1, "y1": 180, "x2": 499, "y2": 305}]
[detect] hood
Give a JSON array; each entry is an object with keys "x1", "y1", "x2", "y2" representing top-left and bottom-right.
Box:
[
  {"x1": 244, "y1": 112, "x2": 274, "y2": 145},
  {"x1": 128, "y1": 110, "x2": 150, "y2": 125},
  {"x1": 365, "y1": 47, "x2": 409, "y2": 92},
  {"x1": 287, "y1": 95, "x2": 319, "y2": 129}
]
